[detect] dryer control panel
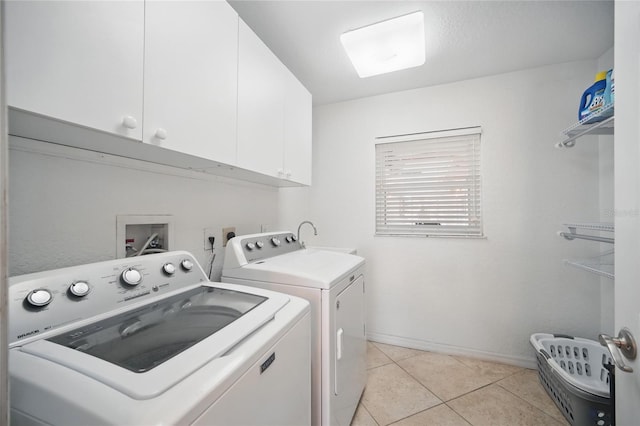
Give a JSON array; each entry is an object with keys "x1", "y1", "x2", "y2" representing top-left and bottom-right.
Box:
[{"x1": 224, "y1": 232, "x2": 303, "y2": 266}]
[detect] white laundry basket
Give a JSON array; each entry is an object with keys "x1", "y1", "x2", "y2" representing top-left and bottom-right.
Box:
[{"x1": 530, "y1": 333, "x2": 613, "y2": 426}]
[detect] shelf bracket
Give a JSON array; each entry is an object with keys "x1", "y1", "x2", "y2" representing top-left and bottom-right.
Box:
[
  {"x1": 556, "y1": 115, "x2": 615, "y2": 148},
  {"x1": 559, "y1": 231, "x2": 614, "y2": 244}
]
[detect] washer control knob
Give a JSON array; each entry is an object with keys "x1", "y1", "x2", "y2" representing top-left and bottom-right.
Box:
[
  {"x1": 181, "y1": 259, "x2": 194, "y2": 271},
  {"x1": 26, "y1": 289, "x2": 53, "y2": 307},
  {"x1": 246, "y1": 242, "x2": 256, "y2": 251},
  {"x1": 256, "y1": 241, "x2": 264, "y2": 249},
  {"x1": 69, "y1": 281, "x2": 90, "y2": 297},
  {"x1": 285, "y1": 236, "x2": 293, "y2": 243},
  {"x1": 271, "y1": 237, "x2": 281, "y2": 247},
  {"x1": 162, "y1": 263, "x2": 176, "y2": 276},
  {"x1": 291, "y1": 235, "x2": 298, "y2": 242},
  {"x1": 121, "y1": 268, "x2": 143, "y2": 286}
]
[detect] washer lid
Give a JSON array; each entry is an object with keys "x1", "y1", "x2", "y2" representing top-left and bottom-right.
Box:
[
  {"x1": 18, "y1": 284, "x2": 290, "y2": 400},
  {"x1": 223, "y1": 248, "x2": 365, "y2": 289}
]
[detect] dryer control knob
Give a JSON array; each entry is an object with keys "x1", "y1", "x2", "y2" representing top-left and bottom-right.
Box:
[
  {"x1": 121, "y1": 268, "x2": 143, "y2": 286},
  {"x1": 256, "y1": 241, "x2": 264, "y2": 249},
  {"x1": 285, "y1": 236, "x2": 293, "y2": 243},
  {"x1": 26, "y1": 289, "x2": 53, "y2": 307},
  {"x1": 271, "y1": 237, "x2": 281, "y2": 247},
  {"x1": 181, "y1": 259, "x2": 194, "y2": 271},
  {"x1": 69, "y1": 281, "x2": 90, "y2": 297},
  {"x1": 162, "y1": 263, "x2": 176, "y2": 276},
  {"x1": 246, "y1": 242, "x2": 256, "y2": 251},
  {"x1": 291, "y1": 235, "x2": 297, "y2": 242}
]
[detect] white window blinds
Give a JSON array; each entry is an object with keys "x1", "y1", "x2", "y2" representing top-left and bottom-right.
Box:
[{"x1": 375, "y1": 127, "x2": 482, "y2": 237}]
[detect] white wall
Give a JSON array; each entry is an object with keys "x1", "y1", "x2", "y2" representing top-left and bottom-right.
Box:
[
  {"x1": 280, "y1": 60, "x2": 604, "y2": 366},
  {"x1": 8, "y1": 137, "x2": 278, "y2": 278}
]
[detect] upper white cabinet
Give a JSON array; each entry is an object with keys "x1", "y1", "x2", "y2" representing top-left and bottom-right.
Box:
[
  {"x1": 237, "y1": 19, "x2": 286, "y2": 179},
  {"x1": 143, "y1": 1, "x2": 238, "y2": 165},
  {"x1": 5, "y1": 2, "x2": 311, "y2": 187},
  {"x1": 5, "y1": 0, "x2": 144, "y2": 140},
  {"x1": 284, "y1": 70, "x2": 312, "y2": 186},
  {"x1": 237, "y1": 19, "x2": 312, "y2": 185}
]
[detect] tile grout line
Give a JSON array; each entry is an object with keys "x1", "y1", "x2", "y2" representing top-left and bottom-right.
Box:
[
  {"x1": 391, "y1": 354, "x2": 535, "y2": 426},
  {"x1": 357, "y1": 400, "x2": 381, "y2": 426},
  {"x1": 391, "y1": 355, "x2": 445, "y2": 401},
  {"x1": 370, "y1": 341, "x2": 426, "y2": 364},
  {"x1": 443, "y1": 381, "x2": 497, "y2": 426},
  {"x1": 387, "y1": 354, "x2": 481, "y2": 426},
  {"x1": 494, "y1": 379, "x2": 567, "y2": 424},
  {"x1": 362, "y1": 342, "x2": 559, "y2": 426},
  {"x1": 392, "y1": 351, "x2": 501, "y2": 403},
  {"x1": 365, "y1": 348, "x2": 444, "y2": 426},
  {"x1": 442, "y1": 401, "x2": 474, "y2": 426},
  {"x1": 441, "y1": 367, "x2": 532, "y2": 425},
  {"x1": 384, "y1": 402, "x2": 449, "y2": 426}
]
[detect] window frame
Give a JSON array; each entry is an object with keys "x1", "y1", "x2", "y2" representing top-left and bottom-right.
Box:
[{"x1": 375, "y1": 127, "x2": 484, "y2": 238}]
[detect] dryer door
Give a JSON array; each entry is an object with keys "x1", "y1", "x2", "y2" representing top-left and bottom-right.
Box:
[{"x1": 333, "y1": 274, "x2": 366, "y2": 422}]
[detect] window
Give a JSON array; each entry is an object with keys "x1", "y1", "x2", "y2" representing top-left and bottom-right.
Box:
[{"x1": 375, "y1": 127, "x2": 482, "y2": 237}]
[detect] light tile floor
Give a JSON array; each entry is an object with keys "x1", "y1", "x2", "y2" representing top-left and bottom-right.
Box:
[{"x1": 352, "y1": 342, "x2": 570, "y2": 426}]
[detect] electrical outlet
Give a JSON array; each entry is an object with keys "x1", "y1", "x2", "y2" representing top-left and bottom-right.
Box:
[
  {"x1": 203, "y1": 227, "x2": 215, "y2": 250},
  {"x1": 222, "y1": 227, "x2": 236, "y2": 247}
]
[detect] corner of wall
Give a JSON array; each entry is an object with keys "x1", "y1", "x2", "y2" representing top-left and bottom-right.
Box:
[{"x1": 597, "y1": 45, "x2": 615, "y2": 334}]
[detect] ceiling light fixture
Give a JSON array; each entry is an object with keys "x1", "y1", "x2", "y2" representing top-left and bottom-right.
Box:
[{"x1": 340, "y1": 11, "x2": 425, "y2": 78}]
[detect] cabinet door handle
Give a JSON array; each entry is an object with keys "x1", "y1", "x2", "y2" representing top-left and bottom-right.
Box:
[
  {"x1": 336, "y1": 328, "x2": 344, "y2": 360},
  {"x1": 122, "y1": 115, "x2": 138, "y2": 130},
  {"x1": 155, "y1": 128, "x2": 168, "y2": 140}
]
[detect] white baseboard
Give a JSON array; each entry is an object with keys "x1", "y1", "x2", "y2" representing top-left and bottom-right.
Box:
[{"x1": 367, "y1": 331, "x2": 538, "y2": 370}]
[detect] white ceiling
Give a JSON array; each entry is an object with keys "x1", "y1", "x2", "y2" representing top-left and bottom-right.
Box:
[{"x1": 228, "y1": 0, "x2": 614, "y2": 106}]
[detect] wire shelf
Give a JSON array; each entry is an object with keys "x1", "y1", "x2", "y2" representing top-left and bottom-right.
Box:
[
  {"x1": 563, "y1": 222, "x2": 614, "y2": 232},
  {"x1": 556, "y1": 103, "x2": 614, "y2": 148},
  {"x1": 558, "y1": 222, "x2": 614, "y2": 244},
  {"x1": 564, "y1": 260, "x2": 614, "y2": 279},
  {"x1": 563, "y1": 250, "x2": 614, "y2": 280}
]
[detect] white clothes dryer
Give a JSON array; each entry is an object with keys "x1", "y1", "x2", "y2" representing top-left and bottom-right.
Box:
[
  {"x1": 8, "y1": 251, "x2": 311, "y2": 426},
  {"x1": 222, "y1": 231, "x2": 367, "y2": 426}
]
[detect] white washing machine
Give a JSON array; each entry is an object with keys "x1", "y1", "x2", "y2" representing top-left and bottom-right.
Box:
[
  {"x1": 222, "y1": 231, "x2": 367, "y2": 426},
  {"x1": 8, "y1": 251, "x2": 311, "y2": 425}
]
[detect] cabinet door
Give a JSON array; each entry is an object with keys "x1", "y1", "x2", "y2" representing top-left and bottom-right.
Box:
[
  {"x1": 5, "y1": 0, "x2": 144, "y2": 139},
  {"x1": 237, "y1": 19, "x2": 285, "y2": 178},
  {"x1": 283, "y1": 70, "x2": 312, "y2": 185},
  {"x1": 143, "y1": 1, "x2": 238, "y2": 165}
]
